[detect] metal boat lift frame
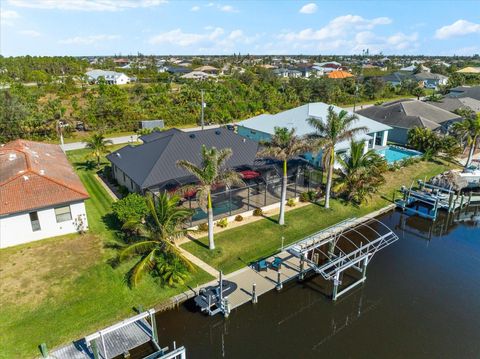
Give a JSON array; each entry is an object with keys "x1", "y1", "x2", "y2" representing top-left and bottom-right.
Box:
[{"x1": 285, "y1": 218, "x2": 399, "y2": 300}]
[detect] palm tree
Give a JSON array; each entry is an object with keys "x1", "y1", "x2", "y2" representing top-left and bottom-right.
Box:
[
  {"x1": 177, "y1": 145, "x2": 243, "y2": 250},
  {"x1": 119, "y1": 192, "x2": 193, "y2": 286},
  {"x1": 259, "y1": 127, "x2": 311, "y2": 225},
  {"x1": 83, "y1": 132, "x2": 113, "y2": 167},
  {"x1": 335, "y1": 140, "x2": 388, "y2": 203},
  {"x1": 452, "y1": 114, "x2": 480, "y2": 169},
  {"x1": 308, "y1": 106, "x2": 367, "y2": 209}
]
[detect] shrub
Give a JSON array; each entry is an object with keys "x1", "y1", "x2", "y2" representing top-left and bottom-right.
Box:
[
  {"x1": 299, "y1": 190, "x2": 318, "y2": 202},
  {"x1": 197, "y1": 223, "x2": 209, "y2": 232},
  {"x1": 235, "y1": 215, "x2": 243, "y2": 222},
  {"x1": 216, "y1": 218, "x2": 228, "y2": 228},
  {"x1": 299, "y1": 192, "x2": 310, "y2": 202},
  {"x1": 286, "y1": 198, "x2": 296, "y2": 207},
  {"x1": 117, "y1": 185, "x2": 130, "y2": 198},
  {"x1": 253, "y1": 208, "x2": 263, "y2": 216},
  {"x1": 112, "y1": 193, "x2": 148, "y2": 224}
]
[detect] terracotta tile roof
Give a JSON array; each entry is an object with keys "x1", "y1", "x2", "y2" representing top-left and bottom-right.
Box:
[
  {"x1": 0, "y1": 140, "x2": 89, "y2": 216},
  {"x1": 328, "y1": 70, "x2": 354, "y2": 79}
]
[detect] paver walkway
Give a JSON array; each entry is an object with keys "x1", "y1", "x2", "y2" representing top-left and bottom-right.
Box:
[{"x1": 177, "y1": 245, "x2": 219, "y2": 277}]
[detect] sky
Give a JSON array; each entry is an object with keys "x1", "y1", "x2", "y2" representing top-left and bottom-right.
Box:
[{"x1": 1, "y1": 0, "x2": 480, "y2": 57}]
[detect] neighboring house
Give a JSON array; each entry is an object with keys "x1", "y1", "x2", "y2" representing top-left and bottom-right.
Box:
[
  {"x1": 86, "y1": 70, "x2": 130, "y2": 85},
  {"x1": 272, "y1": 68, "x2": 302, "y2": 78},
  {"x1": 180, "y1": 71, "x2": 216, "y2": 80},
  {"x1": 236, "y1": 102, "x2": 391, "y2": 167},
  {"x1": 194, "y1": 65, "x2": 219, "y2": 74},
  {"x1": 0, "y1": 140, "x2": 89, "y2": 248},
  {"x1": 400, "y1": 64, "x2": 431, "y2": 73},
  {"x1": 413, "y1": 72, "x2": 448, "y2": 89},
  {"x1": 328, "y1": 70, "x2": 353, "y2": 79},
  {"x1": 356, "y1": 99, "x2": 462, "y2": 145},
  {"x1": 107, "y1": 128, "x2": 259, "y2": 193},
  {"x1": 456, "y1": 67, "x2": 480, "y2": 74},
  {"x1": 447, "y1": 86, "x2": 480, "y2": 101},
  {"x1": 313, "y1": 62, "x2": 343, "y2": 74},
  {"x1": 425, "y1": 97, "x2": 480, "y2": 114},
  {"x1": 165, "y1": 66, "x2": 192, "y2": 75},
  {"x1": 382, "y1": 72, "x2": 412, "y2": 86}
]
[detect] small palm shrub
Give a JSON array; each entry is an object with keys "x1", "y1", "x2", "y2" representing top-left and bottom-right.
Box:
[
  {"x1": 235, "y1": 215, "x2": 244, "y2": 222},
  {"x1": 286, "y1": 198, "x2": 296, "y2": 207},
  {"x1": 216, "y1": 218, "x2": 228, "y2": 228},
  {"x1": 197, "y1": 223, "x2": 209, "y2": 232},
  {"x1": 253, "y1": 208, "x2": 263, "y2": 216}
]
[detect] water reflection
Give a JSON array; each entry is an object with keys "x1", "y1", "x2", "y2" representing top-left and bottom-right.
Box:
[{"x1": 135, "y1": 208, "x2": 480, "y2": 359}]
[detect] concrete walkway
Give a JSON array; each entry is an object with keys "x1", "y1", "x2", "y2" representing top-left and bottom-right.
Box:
[{"x1": 177, "y1": 245, "x2": 219, "y2": 277}]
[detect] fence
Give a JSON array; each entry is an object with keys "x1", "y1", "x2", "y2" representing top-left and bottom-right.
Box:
[{"x1": 181, "y1": 168, "x2": 323, "y2": 227}]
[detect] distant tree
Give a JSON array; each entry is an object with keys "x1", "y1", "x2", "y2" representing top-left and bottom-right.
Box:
[
  {"x1": 412, "y1": 86, "x2": 426, "y2": 100},
  {"x1": 83, "y1": 132, "x2": 113, "y2": 167},
  {"x1": 112, "y1": 193, "x2": 148, "y2": 225}
]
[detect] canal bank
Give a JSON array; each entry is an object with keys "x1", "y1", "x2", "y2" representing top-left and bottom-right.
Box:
[{"x1": 145, "y1": 206, "x2": 480, "y2": 358}]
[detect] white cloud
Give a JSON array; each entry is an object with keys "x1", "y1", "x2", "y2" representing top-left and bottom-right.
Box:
[
  {"x1": 149, "y1": 28, "x2": 224, "y2": 46},
  {"x1": 435, "y1": 19, "x2": 480, "y2": 39},
  {"x1": 20, "y1": 30, "x2": 42, "y2": 37},
  {"x1": 7, "y1": 0, "x2": 167, "y2": 11},
  {"x1": 279, "y1": 15, "x2": 392, "y2": 42},
  {"x1": 299, "y1": 3, "x2": 317, "y2": 14},
  {"x1": 1, "y1": 9, "x2": 20, "y2": 25},
  {"x1": 219, "y1": 5, "x2": 238, "y2": 13},
  {"x1": 59, "y1": 34, "x2": 120, "y2": 45},
  {"x1": 190, "y1": 5, "x2": 200, "y2": 12},
  {"x1": 387, "y1": 32, "x2": 418, "y2": 50}
]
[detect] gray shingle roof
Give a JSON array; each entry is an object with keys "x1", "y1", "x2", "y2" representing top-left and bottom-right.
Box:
[
  {"x1": 447, "y1": 86, "x2": 480, "y2": 101},
  {"x1": 107, "y1": 128, "x2": 259, "y2": 190},
  {"x1": 356, "y1": 99, "x2": 462, "y2": 130},
  {"x1": 426, "y1": 97, "x2": 480, "y2": 113}
]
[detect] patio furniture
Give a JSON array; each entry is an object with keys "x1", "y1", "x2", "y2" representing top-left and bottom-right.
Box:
[
  {"x1": 271, "y1": 257, "x2": 282, "y2": 271},
  {"x1": 257, "y1": 259, "x2": 268, "y2": 272}
]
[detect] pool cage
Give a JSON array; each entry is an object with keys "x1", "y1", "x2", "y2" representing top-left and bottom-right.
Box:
[{"x1": 147, "y1": 158, "x2": 323, "y2": 227}]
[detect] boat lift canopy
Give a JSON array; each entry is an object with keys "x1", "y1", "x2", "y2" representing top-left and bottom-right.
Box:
[{"x1": 285, "y1": 218, "x2": 399, "y2": 299}]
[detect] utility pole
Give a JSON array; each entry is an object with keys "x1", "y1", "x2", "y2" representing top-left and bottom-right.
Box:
[
  {"x1": 200, "y1": 89, "x2": 205, "y2": 130},
  {"x1": 58, "y1": 120, "x2": 65, "y2": 151}
]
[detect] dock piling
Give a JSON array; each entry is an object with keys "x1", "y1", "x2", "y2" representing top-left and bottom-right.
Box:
[
  {"x1": 276, "y1": 271, "x2": 283, "y2": 291},
  {"x1": 252, "y1": 283, "x2": 258, "y2": 304}
]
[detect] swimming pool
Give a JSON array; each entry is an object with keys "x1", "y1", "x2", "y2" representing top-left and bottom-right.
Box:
[
  {"x1": 191, "y1": 199, "x2": 244, "y2": 221},
  {"x1": 376, "y1": 146, "x2": 421, "y2": 163}
]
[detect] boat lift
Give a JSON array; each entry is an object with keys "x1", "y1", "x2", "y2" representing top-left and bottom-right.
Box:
[
  {"x1": 285, "y1": 218, "x2": 399, "y2": 301},
  {"x1": 47, "y1": 309, "x2": 187, "y2": 359}
]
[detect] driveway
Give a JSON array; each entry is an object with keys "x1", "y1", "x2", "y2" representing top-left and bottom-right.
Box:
[{"x1": 62, "y1": 134, "x2": 139, "y2": 151}]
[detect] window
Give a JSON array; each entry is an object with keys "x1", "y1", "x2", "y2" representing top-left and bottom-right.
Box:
[
  {"x1": 29, "y1": 212, "x2": 41, "y2": 232},
  {"x1": 55, "y1": 205, "x2": 72, "y2": 223}
]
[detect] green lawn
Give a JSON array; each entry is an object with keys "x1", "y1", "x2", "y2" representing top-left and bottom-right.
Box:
[
  {"x1": 181, "y1": 160, "x2": 454, "y2": 274},
  {"x1": 0, "y1": 145, "x2": 213, "y2": 359}
]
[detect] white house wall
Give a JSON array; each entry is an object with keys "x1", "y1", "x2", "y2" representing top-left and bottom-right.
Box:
[{"x1": 0, "y1": 201, "x2": 88, "y2": 248}]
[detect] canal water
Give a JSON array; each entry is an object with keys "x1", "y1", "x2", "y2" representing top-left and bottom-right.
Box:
[{"x1": 146, "y1": 207, "x2": 480, "y2": 358}]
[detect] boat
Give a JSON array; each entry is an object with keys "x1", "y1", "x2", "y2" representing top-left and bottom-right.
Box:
[{"x1": 194, "y1": 280, "x2": 238, "y2": 310}]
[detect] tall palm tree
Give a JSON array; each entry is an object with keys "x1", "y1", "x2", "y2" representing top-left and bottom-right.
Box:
[
  {"x1": 259, "y1": 127, "x2": 311, "y2": 225},
  {"x1": 120, "y1": 192, "x2": 193, "y2": 286},
  {"x1": 177, "y1": 145, "x2": 243, "y2": 250},
  {"x1": 335, "y1": 140, "x2": 388, "y2": 203},
  {"x1": 307, "y1": 106, "x2": 367, "y2": 209},
  {"x1": 83, "y1": 132, "x2": 113, "y2": 167},
  {"x1": 452, "y1": 114, "x2": 480, "y2": 169}
]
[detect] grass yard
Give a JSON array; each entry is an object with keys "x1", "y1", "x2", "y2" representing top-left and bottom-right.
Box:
[
  {"x1": 0, "y1": 144, "x2": 213, "y2": 359},
  {"x1": 181, "y1": 160, "x2": 454, "y2": 274}
]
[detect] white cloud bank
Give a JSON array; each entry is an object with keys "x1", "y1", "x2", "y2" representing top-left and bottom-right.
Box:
[
  {"x1": 7, "y1": 0, "x2": 167, "y2": 11},
  {"x1": 435, "y1": 19, "x2": 480, "y2": 39},
  {"x1": 59, "y1": 34, "x2": 120, "y2": 45},
  {"x1": 20, "y1": 30, "x2": 42, "y2": 37},
  {"x1": 299, "y1": 3, "x2": 317, "y2": 14},
  {"x1": 1, "y1": 9, "x2": 20, "y2": 25}
]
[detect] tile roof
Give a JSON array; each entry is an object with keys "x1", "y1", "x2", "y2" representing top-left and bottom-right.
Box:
[
  {"x1": 328, "y1": 70, "x2": 354, "y2": 79},
  {"x1": 0, "y1": 140, "x2": 89, "y2": 216},
  {"x1": 107, "y1": 128, "x2": 259, "y2": 190}
]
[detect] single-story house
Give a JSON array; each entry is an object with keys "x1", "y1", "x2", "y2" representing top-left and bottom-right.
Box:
[
  {"x1": 180, "y1": 71, "x2": 216, "y2": 81},
  {"x1": 194, "y1": 65, "x2": 219, "y2": 74},
  {"x1": 0, "y1": 140, "x2": 89, "y2": 248},
  {"x1": 356, "y1": 99, "x2": 463, "y2": 145},
  {"x1": 425, "y1": 96, "x2": 480, "y2": 114},
  {"x1": 107, "y1": 128, "x2": 259, "y2": 193},
  {"x1": 86, "y1": 70, "x2": 130, "y2": 85},
  {"x1": 382, "y1": 71, "x2": 447, "y2": 89},
  {"x1": 447, "y1": 86, "x2": 480, "y2": 101},
  {"x1": 456, "y1": 67, "x2": 480, "y2": 74},
  {"x1": 272, "y1": 68, "x2": 302, "y2": 78},
  {"x1": 236, "y1": 102, "x2": 392, "y2": 167}
]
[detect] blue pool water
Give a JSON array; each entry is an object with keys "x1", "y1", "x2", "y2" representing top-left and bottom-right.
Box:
[
  {"x1": 191, "y1": 199, "x2": 243, "y2": 221},
  {"x1": 376, "y1": 146, "x2": 421, "y2": 163}
]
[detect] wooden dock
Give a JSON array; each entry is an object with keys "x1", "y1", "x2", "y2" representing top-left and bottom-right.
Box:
[{"x1": 224, "y1": 251, "x2": 314, "y2": 310}]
